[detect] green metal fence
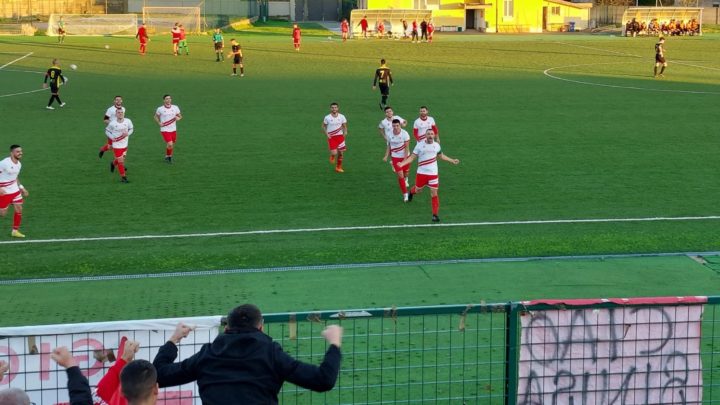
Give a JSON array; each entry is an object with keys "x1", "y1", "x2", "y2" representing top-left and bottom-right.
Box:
[{"x1": 261, "y1": 297, "x2": 720, "y2": 404}]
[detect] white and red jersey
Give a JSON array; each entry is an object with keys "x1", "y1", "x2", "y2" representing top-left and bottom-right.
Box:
[
  {"x1": 413, "y1": 141, "x2": 442, "y2": 175},
  {"x1": 104, "y1": 105, "x2": 126, "y2": 123},
  {"x1": 378, "y1": 116, "x2": 405, "y2": 140},
  {"x1": 105, "y1": 118, "x2": 134, "y2": 149},
  {"x1": 0, "y1": 157, "x2": 21, "y2": 194},
  {"x1": 323, "y1": 113, "x2": 347, "y2": 137},
  {"x1": 156, "y1": 104, "x2": 181, "y2": 132},
  {"x1": 387, "y1": 130, "x2": 410, "y2": 159},
  {"x1": 171, "y1": 27, "x2": 181, "y2": 41},
  {"x1": 413, "y1": 116, "x2": 438, "y2": 142}
]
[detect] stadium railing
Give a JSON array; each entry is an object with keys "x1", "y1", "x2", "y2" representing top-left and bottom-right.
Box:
[{"x1": 0, "y1": 296, "x2": 718, "y2": 404}]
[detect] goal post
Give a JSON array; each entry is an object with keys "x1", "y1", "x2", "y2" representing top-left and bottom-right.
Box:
[
  {"x1": 46, "y1": 14, "x2": 138, "y2": 36},
  {"x1": 142, "y1": 6, "x2": 202, "y2": 35}
]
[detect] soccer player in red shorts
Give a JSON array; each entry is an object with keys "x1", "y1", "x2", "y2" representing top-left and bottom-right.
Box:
[
  {"x1": 322, "y1": 102, "x2": 348, "y2": 173},
  {"x1": 383, "y1": 119, "x2": 411, "y2": 202},
  {"x1": 154, "y1": 94, "x2": 182, "y2": 163},
  {"x1": 399, "y1": 129, "x2": 459, "y2": 222},
  {"x1": 292, "y1": 24, "x2": 302, "y2": 51},
  {"x1": 105, "y1": 110, "x2": 134, "y2": 183},
  {"x1": 171, "y1": 23, "x2": 181, "y2": 56},
  {"x1": 99, "y1": 96, "x2": 125, "y2": 159},
  {"x1": 0, "y1": 145, "x2": 29, "y2": 238},
  {"x1": 136, "y1": 22, "x2": 148, "y2": 55}
]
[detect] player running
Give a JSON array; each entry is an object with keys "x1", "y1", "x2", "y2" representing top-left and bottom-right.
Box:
[
  {"x1": 654, "y1": 37, "x2": 667, "y2": 78},
  {"x1": 383, "y1": 120, "x2": 411, "y2": 202},
  {"x1": 358, "y1": 16, "x2": 369, "y2": 39},
  {"x1": 213, "y1": 28, "x2": 224, "y2": 62},
  {"x1": 372, "y1": 59, "x2": 394, "y2": 111},
  {"x1": 0, "y1": 145, "x2": 29, "y2": 238},
  {"x1": 322, "y1": 102, "x2": 348, "y2": 173},
  {"x1": 413, "y1": 106, "x2": 439, "y2": 143},
  {"x1": 105, "y1": 110, "x2": 134, "y2": 183},
  {"x1": 99, "y1": 96, "x2": 126, "y2": 159},
  {"x1": 399, "y1": 129, "x2": 459, "y2": 223},
  {"x1": 43, "y1": 58, "x2": 66, "y2": 110},
  {"x1": 154, "y1": 94, "x2": 182, "y2": 164},
  {"x1": 136, "y1": 22, "x2": 148, "y2": 55},
  {"x1": 292, "y1": 24, "x2": 302, "y2": 51},
  {"x1": 228, "y1": 39, "x2": 244, "y2": 77},
  {"x1": 378, "y1": 106, "x2": 407, "y2": 140}
]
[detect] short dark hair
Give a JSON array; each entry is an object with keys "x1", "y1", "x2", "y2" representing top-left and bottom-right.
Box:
[
  {"x1": 162, "y1": 94, "x2": 171, "y2": 99},
  {"x1": 392, "y1": 119, "x2": 400, "y2": 124},
  {"x1": 121, "y1": 360, "x2": 157, "y2": 403},
  {"x1": 227, "y1": 304, "x2": 263, "y2": 330},
  {"x1": 330, "y1": 102, "x2": 338, "y2": 107},
  {"x1": 10, "y1": 145, "x2": 20, "y2": 151},
  {"x1": 380, "y1": 59, "x2": 386, "y2": 64},
  {"x1": 419, "y1": 106, "x2": 428, "y2": 110},
  {"x1": 384, "y1": 106, "x2": 392, "y2": 112}
]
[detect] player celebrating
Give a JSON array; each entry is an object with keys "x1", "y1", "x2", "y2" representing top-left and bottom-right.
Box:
[
  {"x1": 0, "y1": 145, "x2": 29, "y2": 238},
  {"x1": 99, "y1": 96, "x2": 126, "y2": 159},
  {"x1": 378, "y1": 106, "x2": 407, "y2": 140},
  {"x1": 154, "y1": 94, "x2": 182, "y2": 164},
  {"x1": 228, "y1": 39, "x2": 244, "y2": 76},
  {"x1": 383, "y1": 120, "x2": 411, "y2": 202},
  {"x1": 654, "y1": 37, "x2": 667, "y2": 78},
  {"x1": 322, "y1": 102, "x2": 348, "y2": 173},
  {"x1": 213, "y1": 28, "x2": 224, "y2": 61},
  {"x1": 43, "y1": 58, "x2": 66, "y2": 110},
  {"x1": 413, "y1": 106, "x2": 439, "y2": 143},
  {"x1": 57, "y1": 16, "x2": 66, "y2": 44},
  {"x1": 178, "y1": 24, "x2": 189, "y2": 55},
  {"x1": 399, "y1": 129, "x2": 459, "y2": 223},
  {"x1": 171, "y1": 23, "x2": 181, "y2": 56},
  {"x1": 136, "y1": 22, "x2": 148, "y2": 55},
  {"x1": 105, "y1": 110, "x2": 134, "y2": 183},
  {"x1": 341, "y1": 18, "x2": 349, "y2": 41},
  {"x1": 292, "y1": 24, "x2": 302, "y2": 51},
  {"x1": 372, "y1": 59, "x2": 394, "y2": 111}
]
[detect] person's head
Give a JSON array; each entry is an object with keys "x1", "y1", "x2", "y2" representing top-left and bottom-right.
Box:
[
  {"x1": 424, "y1": 129, "x2": 435, "y2": 143},
  {"x1": 384, "y1": 106, "x2": 394, "y2": 118},
  {"x1": 659, "y1": 37, "x2": 665, "y2": 43},
  {"x1": 391, "y1": 119, "x2": 401, "y2": 134},
  {"x1": 419, "y1": 106, "x2": 428, "y2": 118},
  {"x1": 343, "y1": 18, "x2": 347, "y2": 22},
  {"x1": 179, "y1": 24, "x2": 183, "y2": 28},
  {"x1": 380, "y1": 58, "x2": 386, "y2": 65},
  {"x1": 113, "y1": 96, "x2": 123, "y2": 107},
  {"x1": 115, "y1": 109, "x2": 125, "y2": 121},
  {"x1": 226, "y1": 304, "x2": 263, "y2": 332},
  {"x1": 52, "y1": 58, "x2": 59, "y2": 66},
  {"x1": 0, "y1": 388, "x2": 31, "y2": 405},
  {"x1": 293, "y1": 23, "x2": 298, "y2": 29},
  {"x1": 162, "y1": 94, "x2": 172, "y2": 106},
  {"x1": 330, "y1": 102, "x2": 339, "y2": 114},
  {"x1": 120, "y1": 360, "x2": 158, "y2": 405},
  {"x1": 9, "y1": 145, "x2": 22, "y2": 161}
]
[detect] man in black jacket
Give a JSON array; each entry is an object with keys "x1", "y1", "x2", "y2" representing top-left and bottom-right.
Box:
[{"x1": 153, "y1": 304, "x2": 343, "y2": 405}]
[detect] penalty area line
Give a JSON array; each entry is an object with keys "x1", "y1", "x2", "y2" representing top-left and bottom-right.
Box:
[
  {"x1": 0, "y1": 52, "x2": 33, "y2": 70},
  {"x1": 1, "y1": 215, "x2": 720, "y2": 245}
]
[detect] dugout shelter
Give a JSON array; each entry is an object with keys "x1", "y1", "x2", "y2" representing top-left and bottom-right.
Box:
[
  {"x1": 621, "y1": 7, "x2": 703, "y2": 36},
  {"x1": 350, "y1": 9, "x2": 433, "y2": 37}
]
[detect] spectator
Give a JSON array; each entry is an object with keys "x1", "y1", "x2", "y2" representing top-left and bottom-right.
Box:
[
  {"x1": 153, "y1": 304, "x2": 343, "y2": 405},
  {"x1": 0, "y1": 388, "x2": 31, "y2": 405},
  {"x1": 120, "y1": 360, "x2": 158, "y2": 405},
  {"x1": 51, "y1": 347, "x2": 94, "y2": 405},
  {"x1": 95, "y1": 338, "x2": 140, "y2": 405}
]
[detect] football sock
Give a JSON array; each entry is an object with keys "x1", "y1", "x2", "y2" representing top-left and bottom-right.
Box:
[
  {"x1": 55, "y1": 96, "x2": 63, "y2": 105},
  {"x1": 398, "y1": 178, "x2": 407, "y2": 194},
  {"x1": 410, "y1": 186, "x2": 417, "y2": 194},
  {"x1": 431, "y1": 196, "x2": 439, "y2": 215},
  {"x1": 240, "y1": 67, "x2": 244, "y2": 74},
  {"x1": 660, "y1": 66, "x2": 665, "y2": 74},
  {"x1": 118, "y1": 163, "x2": 126, "y2": 177},
  {"x1": 47, "y1": 95, "x2": 55, "y2": 106},
  {"x1": 381, "y1": 95, "x2": 388, "y2": 105},
  {"x1": 166, "y1": 147, "x2": 173, "y2": 157},
  {"x1": 654, "y1": 66, "x2": 658, "y2": 75},
  {"x1": 100, "y1": 144, "x2": 111, "y2": 152},
  {"x1": 336, "y1": 154, "x2": 343, "y2": 168},
  {"x1": 233, "y1": 67, "x2": 237, "y2": 74},
  {"x1": 12, "y1": 212, "x2": 21, "y2": 230}
]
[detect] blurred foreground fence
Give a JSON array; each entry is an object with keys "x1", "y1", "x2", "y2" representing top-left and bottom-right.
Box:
[{"x1": 0, "y1": 296, "x2": 718, "y2": 404}]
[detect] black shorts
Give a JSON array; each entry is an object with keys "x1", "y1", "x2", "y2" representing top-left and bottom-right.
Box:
[
  {"x1": 379, "y1": 83, "x2": 390, "y2": 96},
  {"x1": 233, "y1": 55, "x2": 242, "y2": 64},
  {"x1": 655, "y1": 55, "x2": 665, "y2": 64},
  {"x1": 50, "y1": 85, "x2": 59, "y2": 93},
  {"x1": 214, "y1": 43, "x2": 223, "y2": 51}
]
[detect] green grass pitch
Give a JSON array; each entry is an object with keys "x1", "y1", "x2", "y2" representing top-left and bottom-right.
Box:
[{"x1": 0, "y1": 24, "x2": 719, "y2": 325}]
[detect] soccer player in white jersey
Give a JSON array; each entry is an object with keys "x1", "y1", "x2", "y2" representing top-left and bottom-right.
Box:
[
  {"x1": 377, "y1": 106, "x2": 407, "y2": 140},
  {"x1": 413, "y1": 106, "x2": 439, "y2": 143},
  {"x1": 383, "y1": 119, "x2": 411, "y2": 202},
  {"x1": 105, "y1": 110, "x2": 134, "y2": 183},
  {"x1": 321, "y1": 102, "x2": 348, "y2": 173},
  {"x1": 154, "y1": 94, "x2": 182, "y2": 164},
  {"x1": 98, "y1": 96, "x2": 125, "y2": 159},
  {"x1": 399, "y1": 129, "x2": 459, "y2": 223},
  {"x1": 0, "y1": 145, "x2": 29, "y2": 238}
]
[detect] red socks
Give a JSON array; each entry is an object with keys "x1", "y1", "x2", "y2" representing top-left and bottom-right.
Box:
[
  {"x1": 431, "y1": 196, "x2": 439, "y2": 215},
  {"x1": 166, "y1": 147, "x2": 173, "y2": 157},
  {"x1": 336, "y1": 154, "x2": 343, "y2": 168},
  {"x1": 118, "y1": 163, "x2": 126, "y2": 177},
  {"x1": 100, "y1": 144, "x2": 111, "y2": 152},
  {"x1": 13, "y1": 211, "x2": 21, "y2": 230},
  {"x1": 398, "y1": 178, "x2": 407, "y2": 194}
]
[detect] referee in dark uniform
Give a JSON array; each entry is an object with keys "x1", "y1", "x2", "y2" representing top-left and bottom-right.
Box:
[
  {"x1": 372, "y1": 59, "x2": 394, "y2": 111},
  {"x1": 43, "y1": 58, "x2": 66, "y2": 110}
]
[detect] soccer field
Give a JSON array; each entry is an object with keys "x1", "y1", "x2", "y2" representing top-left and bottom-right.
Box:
[{"x1": 0, "y1": 25, "x2": 719, "y2": 323}]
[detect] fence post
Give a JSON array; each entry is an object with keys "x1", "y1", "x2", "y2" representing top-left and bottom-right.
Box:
[{"x1": 505, "y1": 302, "x2": 520, "y2": 405}]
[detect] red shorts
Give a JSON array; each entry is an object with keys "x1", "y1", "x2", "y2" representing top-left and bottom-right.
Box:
[
  {"x1": 140, "y1": 38, "x2": 148, "y2": 44},
  {"x1": 327, "y1": 135, "x2": 346, "y2": 152},
  {"x1": 293, "y1": 38, "x2": 301, "y2": 45},
  {"x1": 162, "y1": 131, "x2": 177, "y2": 143},
  {"x1": 391, "y1": 157, "x2": 409, "y2": 174},
  {"x1": 113, "y1": 147, "x2": 127, "y2": 158},
  {"x1": 415, "y1": 173, "x2": 439, "y2": 189},
  {"x1": 172, "y1": 39, "x2": 180, "y2": 44},
  {"x1": 0, "y1": 191, "x2": 22, "y2": 209}
]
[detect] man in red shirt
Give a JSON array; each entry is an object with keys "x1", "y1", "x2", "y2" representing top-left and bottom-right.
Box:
[
  {"x1": 358, "y1": 16, "x2": 369, "y2": 39},
  {"x1": 136, "y1": 22, "x2": 148, "y2": 55},
  {"x1": 341, "y1": 18, "x2": 349, "y2": 41},
  {"x1": 171, "y1": 23, "x2": 181, "y2": 55},
  {"x1": 292, "y1": 23, "x2": 301, "y2": 51}
]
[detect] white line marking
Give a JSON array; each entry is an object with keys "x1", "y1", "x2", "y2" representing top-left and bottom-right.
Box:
[
  {"x1": 2, "y1": 215, "x2": 720, "y2": 245},
  {"x1": 0, "y1": 52, "x2": 33, "y2": 70},
  {"x1": 0, "y1": 250, "x2": 717, "y2": 285}
]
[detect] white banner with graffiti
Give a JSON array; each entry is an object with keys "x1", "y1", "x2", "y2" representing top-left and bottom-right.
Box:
[{"x1": 518, "y1": 297, "x2": 705, "y2": 405}]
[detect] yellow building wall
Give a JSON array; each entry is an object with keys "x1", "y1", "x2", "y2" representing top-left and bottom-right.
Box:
[
  {"x1": 368, "y1": 0, "x2": 414, "y2": 8},
  {"x1": 542, "y1": 1, "x2": 591, "y2": 31}
]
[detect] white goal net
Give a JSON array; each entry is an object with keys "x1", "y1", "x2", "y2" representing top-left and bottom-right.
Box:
[
  {"x1": 47, "y1": 14, "x2": 138, "y2": 36},
  {"x1": 142, "y1": 6, "x2": 201, "y2": 35}
]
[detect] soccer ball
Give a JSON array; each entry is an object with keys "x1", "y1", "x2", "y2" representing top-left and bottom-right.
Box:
[
  {"x1": 105, "y1": 45, "x2": 110, "y2": 49},
  {"x1": 69, "y1": 64, "x2": 77, "y2": 70}
]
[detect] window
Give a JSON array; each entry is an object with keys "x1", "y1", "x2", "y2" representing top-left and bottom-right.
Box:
[
  {"x1": 504, "y1": 0, "x2": 514, "y2": 18},
  {"x1": 551, "y1": 6, "x2": 561, "y2": 15}
]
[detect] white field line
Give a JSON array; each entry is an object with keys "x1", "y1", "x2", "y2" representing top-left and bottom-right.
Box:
[
  {"x1": 1, "y1": 215, "x2": 720, "y2": 245},
  {"x1": 0, "y1": 52, "x2": 32, "y2": 70},
  {"x1": 0, "y1": 250, "x2": 718, "y2": 285}
]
